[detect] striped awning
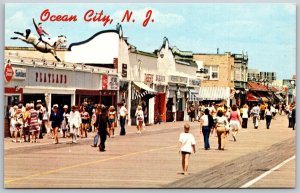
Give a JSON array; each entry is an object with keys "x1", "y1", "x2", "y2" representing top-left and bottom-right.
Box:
[
  {"x1": 198, "y1": 87, "x2": 230, "y2": 101},
  {"x1": 133, "y1": 81, "x2": 157, "y2": 100},
  {"x1": 274, "y1": 93, "x2": 284, "y2": 101}
]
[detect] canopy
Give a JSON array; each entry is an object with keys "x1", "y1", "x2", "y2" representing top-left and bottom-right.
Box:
[
  {"x1": 133, "y1": 81, "x2": 157, "y2": 99},
  {"x1": 260, "y1": 97, "x2": 269, "y2": 102},
  {"x1": 247, "y1": 92, "x2": 258, "y2": 101},
  {"x1": 274, "y1": 93, "x2": 284, "y2": 101},
  {"x1": 256, "y1": 92, "x2": 270, "y2": 102},
  {"x1": 198, "y1": 87, "x2": 230, "y2": 101}
]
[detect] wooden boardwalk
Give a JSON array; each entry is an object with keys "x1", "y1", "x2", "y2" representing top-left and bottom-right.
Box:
[{"x1": 4, "y1": 115, "x2": 296, "y2": 188}]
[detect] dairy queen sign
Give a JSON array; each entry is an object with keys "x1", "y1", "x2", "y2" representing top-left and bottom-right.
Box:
[{"x1": 4, "y1": 63, "x2": 14, "y2": 82}]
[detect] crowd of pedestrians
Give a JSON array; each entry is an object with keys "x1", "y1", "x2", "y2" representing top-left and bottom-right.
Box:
[
  {"x1": 179, "y1": 101, "x2": 296, "y2": 175},
  {"x1": 8, "y1": 100, "x2": 129, "y2": 152},
  {"x1": 8, "y1": 98, "x2": 295, "y2": 176}
]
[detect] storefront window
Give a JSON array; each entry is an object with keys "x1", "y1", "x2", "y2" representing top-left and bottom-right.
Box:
[
  {"x1": 166, "y1": 98, "x2": 173, "y2": 111},
  {"x1": 4, "y1": 95, "x2": 20, "y2": 118},
  {"x1": 205, "y1": 65, "x2": 219, "y2": 80},
  {"x1": 211, "y1": 66, "x2": 219, "y2": 80},
  {"x1": 178, "y1": 98, "x2": 183, "y2": 111}
]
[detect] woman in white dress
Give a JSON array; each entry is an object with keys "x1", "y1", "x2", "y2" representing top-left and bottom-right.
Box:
[
  {"x1": 135, "y1": 106, "x2": 144, "y2": 134},
  {"x1": 69, "y1": 106, "x2": 81, "y2": 143}
]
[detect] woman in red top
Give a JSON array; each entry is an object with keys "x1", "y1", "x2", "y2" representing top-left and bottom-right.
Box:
[
  {"x1": 33, "y1": 18, "x2": 51, "y2": 46},
  {"x1": 229, "y1": 105, "x2": 242, "y2": 142}
]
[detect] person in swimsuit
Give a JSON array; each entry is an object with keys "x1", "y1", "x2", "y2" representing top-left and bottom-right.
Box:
[
  {"x1": 107, "y1": 106, "x2": 116, "y2": 137},
  {"x1": 80, "y1": 106, "x2": 90, "y2": 138}
]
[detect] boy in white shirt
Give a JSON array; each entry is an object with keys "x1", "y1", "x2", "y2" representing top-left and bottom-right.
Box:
[{"x1": 178, "y1": 124, "x2": 196, "y2": 175}]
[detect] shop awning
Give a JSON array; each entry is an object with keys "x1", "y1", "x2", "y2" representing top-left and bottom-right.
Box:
[
  {"x1": 133, "y1": 81, "x2": 157, "y2": 99},
  {"x1": 247, "y1": 92, "x2": 258, "y2": 101},
  {"x1": 260, "y1": 97, "x2": 269, "y2": 102},
  {"x1": 198, "y1": 87, "x2": 230, "y2": 101},
  {"x1": 256, "y1": 92, "x2": 270, "y2": 102},
  {"x1": 274, "y1": 93, "x2": 284, "y2": 101}
]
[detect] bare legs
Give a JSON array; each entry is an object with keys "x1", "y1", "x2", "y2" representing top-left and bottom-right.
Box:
[
  {"x1": 81, "y1": 123, "x2": 88, "y2": 138},
  {"x1": 136, "y1": 121, "x2": 143, "y2": 134},
  {"x1": 181, "y1": 153, "x2": 190, "y2": 175},
  {"x1": 53, "y1": 127, "x2": 58, "y2": 144},
  {"x1": 110, "y1": 122, "x2": 115, "y2": 137}
]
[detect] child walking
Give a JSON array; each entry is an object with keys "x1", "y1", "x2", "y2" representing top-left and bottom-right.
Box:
[{"x1": 178, "y1": 124, "x2": 196, "y2": 175}]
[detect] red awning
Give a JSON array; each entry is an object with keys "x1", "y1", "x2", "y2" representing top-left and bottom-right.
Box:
[
  {"x1": 256, "y1": 92, "x2": 270, "y2": 102},
  {"x1": 247, "y1": 92, "x2": 258, "y2": 101}
]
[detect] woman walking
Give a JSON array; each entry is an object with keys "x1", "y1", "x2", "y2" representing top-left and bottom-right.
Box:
[
  {"x1": 108, "y1": 106, "x2": 117, "y2": 137},
  {"x1": 95, "y1": 105, "x2": 109, "y2": 152},
  {"x1": 69, "y1": 106, "x2": 81, "y2": 143},
  {"x1": 29, "y1": 103, "x2": 40, "y2": 143},
  {"x1": 91, "y1": 105, "x2": 101, "y2": 147},
  {"x1": 229, "y1": 105, "x2": 242, "y2": 142},
  {"x1": 178, "y1": 124, "x2": 196, "y2": 175},
  {"x1": 241, "y1": 104, "x2": 249, "y2": 128},
  {"x1": 61, "y1": 105, "x2": 70, "y2": 138},
  {"x1": 42, "y1": 106, "x2": 50, "y2": 137},
  {"x1": 50, "y1": 104, "x2": 62, "y2": 144},
  {"x1": 80, "y1": 106, "x2": 89, "y2": 138},
  {"x1": 13, "y1": 104, "x2": 24, "y2": 143},
  {"x1": 265, "y1": 106, "x2": 272, "y2": 129},
  {"x1": 135, "y1": 106, "x2": 144, "y2": 134},
  {"x1": 215, "y1": 110, "x2": 229, "y2": 150},
  {"x1": 200, "y1": 109, "x2": 213, "y2": 150}
]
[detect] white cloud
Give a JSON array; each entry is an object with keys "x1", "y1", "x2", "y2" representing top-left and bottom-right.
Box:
[{"x1": 112, "y1": 7, "x2": 185, "y2": 28}]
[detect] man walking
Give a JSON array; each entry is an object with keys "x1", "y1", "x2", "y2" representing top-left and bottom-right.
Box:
[
  {"x1": 119, "y1": 103, "x2": 128, "y2": 136},
  {"x1": 252, "y1": 103, "x2": 260, "y2": 129}
]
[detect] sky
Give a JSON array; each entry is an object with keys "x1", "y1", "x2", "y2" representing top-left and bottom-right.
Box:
[{"x1": 5, "y1": 3, "x2": 296, "y2": 80}]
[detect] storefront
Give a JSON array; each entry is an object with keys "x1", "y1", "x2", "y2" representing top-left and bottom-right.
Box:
[
  {"x1": 25, "y1": 86, "x2": 75, "y2": 112},
  {"x1": 4, "y1": 87, "x2": 23, "y2": 138},
  {"x1": 4, "y1": 56, "x2": 119, "y2": 136},
  {"x1": 154, "y1": 74, "x2": 167, "y2": 123},
  {"x1": 166, "y1": 75, "x2": 188, "y2": 122},
  {"x1": 187, "y1": 78, "x2": 201, "y2": 120},
  {"x1": 131, "y1": 80, "x2": 157, "y2": 125},
  {"x1": 247, "y1": 82, "x2": 274, "y2": 105},
  {"x1": 100, "y1": 74, "x2": 119, "y2": 107}
]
